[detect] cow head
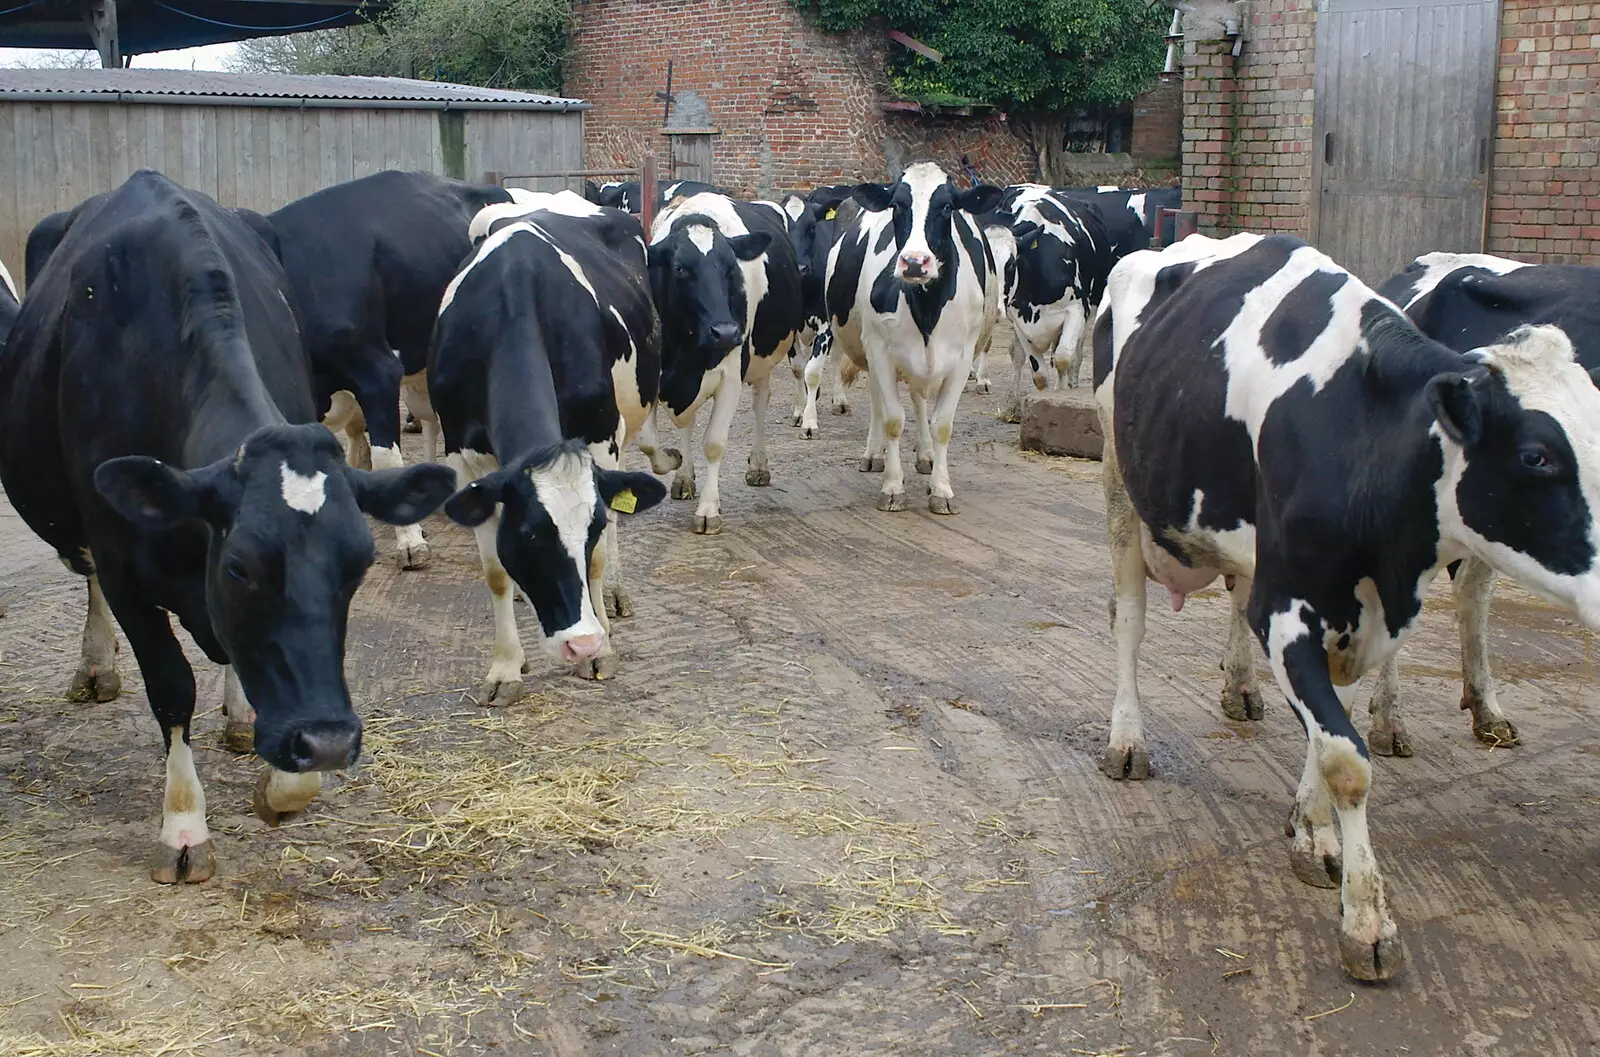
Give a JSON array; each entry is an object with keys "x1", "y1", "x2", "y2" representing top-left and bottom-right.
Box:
[
  {"x1": 791, "y1": 191, "x2": 855, "y2": 334},
  {"x1": 1427, "y1": 324, "x2": 1600, "y2": 625},
  {"x1": 852, "y1": 163, "x2": 1003, "y2": 287},
  {"x1": 441, "y1": 441, "x2": 666, "y2": 661},
  {"x1": 648, "y1": 214, "x2": 772, "y2": 412},
  {"x1": 93, "y1": 423, "x2": 455, "y2": 774},
  {"x1": 1006, "y1": 217, "x2": 1092, "y2": 388}
]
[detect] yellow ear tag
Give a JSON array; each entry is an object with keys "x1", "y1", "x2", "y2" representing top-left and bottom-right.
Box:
[
  {"x1": 824, "y1": 207, "x2": 838, "y2": 220},
  {"x1": 610, "y1": 488, "x2": 638, "y2": 514}
]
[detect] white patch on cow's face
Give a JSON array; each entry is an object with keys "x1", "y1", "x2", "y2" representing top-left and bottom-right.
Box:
[
  {"x1": 0, "y1": 258, "x2": 16, "y2": 302},
  {"x1": 898, "y1": 162, "x2": 948, "y2": 284},
  {"x1": 688, "y1": 224, "x2": 715, "y2": 255},
  {"x1": 529, "y1": 453, "x2": 605, "y2": 648},
  {"x1": 1396, "y1": 251, "x2": 1528, "y2": 310},
  {"x1": 1440, "y1": 325, "x2": 1600, "y2": 625},
  {"x1": 280, "y1": 462, "x2": 327, "y2": 515}
]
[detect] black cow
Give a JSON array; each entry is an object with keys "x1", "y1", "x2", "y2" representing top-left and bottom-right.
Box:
[
  {"x1": 0, "y1": 170, "x2": 453, "y2": 883},
  {"x1": 431, "y1": 194, "x2": 667, "y2": 701},
  {"x1": 1094, "y1": 232, "x2": 1600, "y2": 980},
  {"x1": 0, "y1": 258, "x2": 17, "y2": 350},
  {"x1": 783, "y1": 185, "x2": 862, "y2": 435},
  {"x1": 265, "y1": 170, "x2": 513, "y2": 569},
  {"x1": 983, "y1": 185, "x2": 1113, "y2": 411},
  {"x1": 647, "y1": 191, "x2": 803, "y2": 534},
  {"x1": 583, "y1": 179, "x2": 719, "y2": 214},
  {"x1": 1352, "y1": 251, "x2": 1600, "y2": 756}
]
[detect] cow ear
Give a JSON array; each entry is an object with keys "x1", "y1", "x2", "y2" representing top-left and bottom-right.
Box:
[
  {"x1": 1426, "y1": 372, "x2": 1484, "y2": 447},
  {"x1": 94, "y1": 456, "x2": 238, "y2": 529},
  {"x1": 956, "y1": 184, "x2": 1005, "y2": 215},
  {"x1": 852, "y1": 183, "x2": 896, "y2": 212},
  {"x1": 596, "y1": 470, "x2": 667, "y2": 516},
  {"x1": 442, "y1": 469, "x2": 513, "y2": 528},
  {"x1": 1012, "y1": 221, "x2": 1042, "y2": 245},
  {"x1": 233, "y1": 208, "x2": 283, "y2": 263},
  {"x1": 347, "y1": 462, "x2": 456, "y2": 526},
  {"x1": 581, "y1": 179, "x2": 600, "y2": 203},
  {"x1": 728, "y1": 232, "x2": 772, "y2": 262}
]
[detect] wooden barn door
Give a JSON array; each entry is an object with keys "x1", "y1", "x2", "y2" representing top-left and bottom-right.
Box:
[
  {"x1": 1311, "y1": 0, "x2": 1501, "y2": 282},
  {"x1": 667, "y1": 132, "x2": 716, "y2": 185}
]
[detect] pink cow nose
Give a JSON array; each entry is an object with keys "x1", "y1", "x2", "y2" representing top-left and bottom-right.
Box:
[
  {"x1": 562, "y1": 634, "x2": 605, "y2": 661},
  {"x1": 900, "y1": 252, "x2": 932, "y2": 278}
]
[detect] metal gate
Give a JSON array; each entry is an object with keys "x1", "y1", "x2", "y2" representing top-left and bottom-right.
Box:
[{"x1": 1310, "y1": 0, "x2": 1501, "y2": 282}]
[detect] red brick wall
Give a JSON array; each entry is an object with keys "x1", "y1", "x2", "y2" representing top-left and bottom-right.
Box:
[
  {"x1": 1131, "y1": 81, "x2": 1183, "y2": 161},
  {"x1": 1182, "y1": 0, "x2": 1317, "y2": 236},
  {"x1": 884, "y1": 113, "x2": 1034, "y2": 187},
  {"x1": 1488, "y1": 0, "x2": 1600, "y2": 262}
]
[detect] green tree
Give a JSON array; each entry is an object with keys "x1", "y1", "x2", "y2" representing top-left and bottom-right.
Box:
[
  {"x1": 227, "y1": 0, "x2": 572, "y2": 94},
  {"x1": 794, "y1": 0, "x2": 1168, "y2": 181}
]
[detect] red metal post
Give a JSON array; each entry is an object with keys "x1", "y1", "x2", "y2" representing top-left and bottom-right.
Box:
[
  {"x1": 639, "y1": 153, "x2": 659, "y2": 235},
  {"x1": 1175, "y1": 210, "x2": 1199, "y2": 242}
]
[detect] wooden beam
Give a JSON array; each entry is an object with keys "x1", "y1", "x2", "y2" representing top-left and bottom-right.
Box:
[
  {"x1": 85, "y1": 0, "x2": 121, "y2": 69},
  {"x1": 886, "y1": 30, "x2": 942, "y2": 62}
]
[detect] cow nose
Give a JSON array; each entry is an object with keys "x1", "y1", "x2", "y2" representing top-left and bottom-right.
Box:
[
  {"x1": 562, "y1": 634, "x2": 605, "y2": 661},
  {"x1": 285, "y1": 720, "x2": 362, "y2": 772},
  {"x1": 797, "y1": 262, "x2": 812, "y2": 277},
  {"x1": 900, "y1": 253, "x2": 932, "y2": 279},
  {"x1": 708, "y1": 322, "x2": 742, "y2": 349}
]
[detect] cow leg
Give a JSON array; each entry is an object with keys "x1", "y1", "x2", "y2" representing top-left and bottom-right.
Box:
[
  {"x1": 971, "y1": 345, "x2": 991, "y2": 394},
  {"x1": 400, "y1": 371, "x2": 440, "y2": 464},
  {"x1": 1365, "y1": 655, "x2": 1413, "y2": 758},
  {"x1": 1271, "y1": 610, "x2": 1402, "y2": 981},
  {"x1": 788, "y1": 337, "x2": 809, "y2": 427},
  {"x1": 1454, "y1": 556, "x2": 1518, "y2": 746},
  {"x1": 594, "y1": 434, "x2": 633, "y2": 622},
  {"x1": 867, "y1": 351, "x2": 907, "y2": 512},
  {"x1": 858, "y1": 364, "x2": 886, "y2": 475},
  {"x1": 220, "y1": 665, "x2": 255, "y2": 754},
  {"x1": 96, "y1": 571, "x2": 214, "y2": 884},
  {"x1": 354, "y1": 363, "x2": 429, "y2": 571},
  {"x1": 1100, "y1": 438, "x2": 1150, "y2": 779},
  {"x1": 68, "y1": 574, "x2": 122, "y2": 703},
  {"x1": 670, "y1": 408, "x2": 698, "y2": 500},
  {"x1": 450, "y1": 453, "x2": 526, "y2": 706},
  {"x1": 910, "y1": 389, "x2": 935, "y2": 477},
  {"x1": 323, "y1": 390, "x2": 372, "y2": 471},
  {"x1": 1057, "y1": 310, "x2": 1091, "y2": 390},
  {"x1": 1000, "y1": 325, "x2": 1028, "y2": 424},
  {"x1": 800, "y1": 330, "x2": 829, "y2": 438},
  {"x1": 636, "y1": 406, "x2": 684, "y2": 476},
  {"x1": 831, "y1": 344, "x2": 853, "y2": 415},
  {"x1": 925, "y1": 369, "x2": 966, "y2": 513},
  {"x1": 746, "y1": 372, "x2": 773, "y2": 487},
  {"x1": 1219, "y1": 574, "x2": 1264, "y2": 721},
  {"x1": 694, "y1": 376, "x2": 741, "y2": 534}
]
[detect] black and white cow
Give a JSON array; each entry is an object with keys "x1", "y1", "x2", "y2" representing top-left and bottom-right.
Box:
[
  {"x1": 0, "y1": 257, "x2": 18, "y2": 349},
  {"x1": 430, "y1": 192, "x2": 668, "y2": 701},
  {"x1": 0, "y1": 170, "x2": 454, "y2": 882},
  {"x1": 1060, "y1": 185, "x2": 1182, "y2": 255},
  {"x1": 824, "y1": 163, "x2": 1003, "y2": 513},
  {"x1": 584, "y1": 179, "x2": 719, "y2": 214},
  {"x1": 648, "y1": 191, "x2": 803, "y2": 534},
  {"x1": 1094, "y1": 232, "x2": 1600, "y2": 980},
  {"x1": 265, "y1": 170, "x2": 513, "y2": 569},
  {"x1": 784, "y1": 185, "x2": 863, "y2": 436},
  {"x1": 1351, "y1": 250, "x2": 1600, "y2": 756},
  {"x1": 982, "y1": 185, "x2": 1113, "y2": 412}
]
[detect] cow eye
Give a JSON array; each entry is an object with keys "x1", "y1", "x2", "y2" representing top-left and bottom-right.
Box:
[
  {"x1": 224, "y1": 557, "x2": 251, "y2": 584},
  {"x1": 1520, "y1": 448, "x2": 1555, "y2": 473},
  {"x1": 674, "y1": 264, "x2": 690, "y2": 278}
]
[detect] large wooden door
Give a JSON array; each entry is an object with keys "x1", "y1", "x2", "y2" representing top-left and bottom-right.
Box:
[{"x1": 1311, "y1": 0, "x2": 1501, "y2": 282}]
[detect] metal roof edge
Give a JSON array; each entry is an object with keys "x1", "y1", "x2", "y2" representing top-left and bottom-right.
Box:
[{"x1": 0, "y1": 90, "x2": 590, "y2": 112}]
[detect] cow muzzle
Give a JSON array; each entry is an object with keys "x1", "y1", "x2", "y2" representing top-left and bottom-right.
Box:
[
  {"x1": 276, "y1": 718, "x2": 362, "y2": 773},
  {"x1": 559, "y1": 633, "x2": 606, "y2": 661},
  {"x1": 898, "y1": 252, "x2": 936, "y2": 285},
  {"x1": 706, "y1": 322, "x2": 743, "y2": 351}
]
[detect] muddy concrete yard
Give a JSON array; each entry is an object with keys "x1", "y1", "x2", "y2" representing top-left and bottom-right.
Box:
[{"x1": 1, "y1": 369, "x2": 1598, "y2": 1057}]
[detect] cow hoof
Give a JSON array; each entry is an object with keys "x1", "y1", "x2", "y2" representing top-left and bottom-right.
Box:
[
  {"x1": 859, "y1": 456, "x2": 884, "y2": 473},
  {"x1": 150, "y1": 840, "x2": 215, "y2": 885},
  {"x1": 578, "y1": 653, "x2": 620, "y2": 681},
  {"x1": 473, "y1": 677, "x2": 525, "y2": 708},
  {"x1": 746, "y1": 467, "x2": 771, "y2": 487},
  {"x1": 915, "y1": 455, "x2": 933, "y2": 475},
  {"x1": 801, "y1": 427, "x2": 816, "y2": 440},
  {"x1": 604, "y1": 586, "x2": 634, "y2": 620},
  {"x1": 790, "y1": 412, "x2": 803, "y2": 427},
  {"x1": 998, "y1": 402, "x2": 1022, "y2": 425},
  {"x1": 876, "y1": 491, "x2": 906, "y2": 512},
  {"x1": 1471, "y1": 715, "x2": 1520, "y2": 748},
  {"x1": 928, "y1": 494, "x2": 957, "y2": 515},
  {"x1": 403, "y1": 415, "x2": 422, "y2": 434},
  {"x1": 223, "y1": 718, "x2": 255, "y2": 755},
  {"x1": 975, "y1": 381, "x2": 991, "y2": 394},
  {"x1": 1367, "y1": 724, "x2": 1414, "y2": 758},
  {"x1": 693, "y1": 514, "x2": 724, "y2": 535},
  {"x1": 1289, "y1": 841, "x2": 1343, "y2": 890},
  {"x1": 833, "y1": 401, "x2": 850, "y2": 416},
  {"x1": 68, "y1": 664, "x2": 122, "y2": 703},
  {"x1": 1100, "y1": 744, "x2": 1150, "y2": 780},
  {"x1": 253, "y1": 769, "x2": 322, "y2": 827},
  {"x1": 671, "y1": 479, "x2": 696, "y2": 500},
  {"x1": 1220, "y1": 685, "x2": 1264, "y2": 721},
  {"x1": 1340, "y1": 930, "x2": 1404, "y2": 982},
  {"x1": 397, "y1": 539, "x2": 431, "y2": 571}
]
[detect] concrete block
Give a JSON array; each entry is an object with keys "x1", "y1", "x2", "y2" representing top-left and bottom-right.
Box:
[{"x1": 1019, "y1": 388, "x2": 1103, "y2": 460}]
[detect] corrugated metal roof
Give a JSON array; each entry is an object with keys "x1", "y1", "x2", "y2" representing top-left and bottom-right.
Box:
[{"x1": 0, "y1": 69, "x2": 587, "y2": 111}]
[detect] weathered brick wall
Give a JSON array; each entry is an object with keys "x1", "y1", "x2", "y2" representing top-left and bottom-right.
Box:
[
  {"x1": 1489, "y1": 0, "x2": 1600, "y2": 262},
  {"x1": 883, "y1": 113, "x2": 1034, "y2": 187},
  {"x1": 1131, "y1": 81, "x2": 1183, "y2": 162},
  {"x1": 1182, "y1": 0, "x2": 1317, "y2": 236}
]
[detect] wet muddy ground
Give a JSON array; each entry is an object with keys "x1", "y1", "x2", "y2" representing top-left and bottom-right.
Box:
[{"x1": 1, "y1": 367, "x2": 1598, "y2": 1056}]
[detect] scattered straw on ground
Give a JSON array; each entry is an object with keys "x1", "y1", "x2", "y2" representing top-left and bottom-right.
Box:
[{"x1": 0, "y1": 1008, "x2": 223, "y2": 1057}]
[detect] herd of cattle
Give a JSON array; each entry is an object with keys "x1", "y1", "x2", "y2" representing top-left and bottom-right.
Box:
[{"x1": 0, "y1": 160, "x2": 1596, "y2": 987}]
